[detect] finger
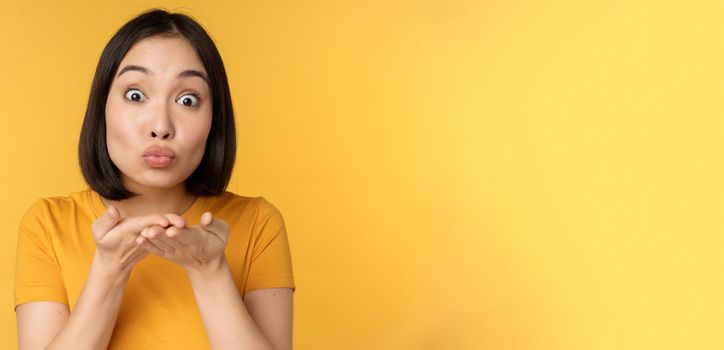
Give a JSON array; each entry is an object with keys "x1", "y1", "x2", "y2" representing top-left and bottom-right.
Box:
[
  {"x1": 128, "y1": 214, "x2": 171, "y2": 233},
  {"x1": 91, "y1": 205, "x2": 122, "y2": 241},
  {"x1": 155, "y1": 228, "x2": 185, "y2": 249},
  {"x1": 140, "y1": 237, "x2": 165, "y2": 256},
  {"x1": 200, "y1": 212, "x2": 213, "y2": 226},
  {"x1": 143, "y1": 226, "x2": 176, "y2": 256},
  {"x1": 165, "y1": 226, "x2": 199, "y2": 245},
  {"x1": 146, "y1": 236, "x2": 175, "y2": 257},
  {"x1": 136, "y1": 228, "x2": 151, "y2": 244},
  {"x1": 164, "y1": 213, "x2": 186, "y2": 228},
  {"x1": 122, "y1": 234, "x2": 143, "y2": 262},
  {"x1": 129, "y1": 245, "x2": 151, "y2": 266},
  {"x1": 200, "y1": 212, "x2": 228, "y2": 242}
]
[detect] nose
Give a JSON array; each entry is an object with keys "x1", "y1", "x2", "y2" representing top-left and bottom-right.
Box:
[
  {"x1": 149, "y1": 103, "x2": 174, "y2": 140},
  {"x1": 151, "y1": 129, "x2": 171, "y2": 139}
]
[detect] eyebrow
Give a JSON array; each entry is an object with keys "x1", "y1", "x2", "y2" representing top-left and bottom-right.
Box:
[{"x1": 116, "y1": 64, "x2": 209, "y2": 85}]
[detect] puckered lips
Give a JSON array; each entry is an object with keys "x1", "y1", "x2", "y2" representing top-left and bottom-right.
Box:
[{"x1": 142, "y1": 145, "x2": 176, "y2": 168}]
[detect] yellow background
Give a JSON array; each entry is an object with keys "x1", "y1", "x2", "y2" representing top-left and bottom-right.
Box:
[{"x1": 1, "y1": 1, "x2": 722, "y2": 349}]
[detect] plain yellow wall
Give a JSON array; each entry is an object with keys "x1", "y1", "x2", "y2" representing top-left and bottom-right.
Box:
[{"x1": 2, "y1": 1, "x2": 723, "y2": 349}]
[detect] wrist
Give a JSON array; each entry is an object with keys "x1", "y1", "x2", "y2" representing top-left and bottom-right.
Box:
[
  {"x1": 92, "y1": 251, "x2": 133, "y2": 280},
  {"x1": 185, "y1": 256, "x2": 228, "y2": 280}
]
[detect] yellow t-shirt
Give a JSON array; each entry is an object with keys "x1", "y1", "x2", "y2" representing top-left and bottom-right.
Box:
[{"x1": 14, "y1": 187, "x2": 295, "y2": 349}]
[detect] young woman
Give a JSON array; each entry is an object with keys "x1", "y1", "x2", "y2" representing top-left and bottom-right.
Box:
[{"x1": 14, "y1": 9, "x2": 295, "y2": 350}]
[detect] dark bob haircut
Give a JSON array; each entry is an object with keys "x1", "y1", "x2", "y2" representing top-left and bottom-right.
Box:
[{"x1": 78, "y1": 8, "x2": 236, "y2": 200}]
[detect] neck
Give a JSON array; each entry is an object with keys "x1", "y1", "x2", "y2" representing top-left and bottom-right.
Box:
[{"x1": 100, "y1": 180, "x2": 197, "y2": 218}]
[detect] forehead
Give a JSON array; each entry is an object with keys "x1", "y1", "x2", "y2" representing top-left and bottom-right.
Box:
[{"x1": 118, "y1": 35, "x2": 206, "y2": 75}]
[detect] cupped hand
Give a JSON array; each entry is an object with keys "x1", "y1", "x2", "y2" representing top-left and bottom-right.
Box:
[
  {"x1": 91, "y1": 205, "x2": 170, "y2": 273},
  {"x1": 136, "y1": 211, "x2": 229, "y2": 273}
]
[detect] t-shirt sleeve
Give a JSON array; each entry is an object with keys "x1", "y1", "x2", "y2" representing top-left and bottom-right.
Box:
[
  {"x1": 243, "y1": 197, "x2": 296, "y2": 295},
  {"x1": 14, "y1": 198, "x2": 68, "y2": 311}
]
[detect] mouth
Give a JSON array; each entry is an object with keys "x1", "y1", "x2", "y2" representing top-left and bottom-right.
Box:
[
  {"x1": 143, "y1": 155, "x2": 174, "y2": 168},
  {"x1": 142, "y1": 145, "x2": 176, "y2": 169}
]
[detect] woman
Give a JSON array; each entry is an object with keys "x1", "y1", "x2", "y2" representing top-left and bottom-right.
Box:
[{"x1": 14, "y1": 8, "x2": 295, "y2": 350}]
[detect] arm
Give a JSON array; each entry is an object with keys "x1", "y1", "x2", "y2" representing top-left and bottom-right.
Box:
[
  {"x1": 243, "y1": 287, "x2": 294, "y2": 350},
  {"x1": 17, "y1": 253, "x2": 132, "y2": 350},
  {"x1": 15, "y1": 205, "x2": 171, "y2": 350},
  {"x1": 16, "y1": 207, "x2": 165, "y2": 350},
  {"x1": 16, "y1": 302, "x2": 68, "y2": 350},
  {"x1": 187, "y1": 257, "x2": 293, "y2": 350}
]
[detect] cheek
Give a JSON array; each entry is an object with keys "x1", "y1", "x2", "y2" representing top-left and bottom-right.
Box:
[
  {"x1": 185, "y1": 118, "x2": 212, "y2": 160},
  {"x1": 104, "y1": 98, "x2": 137, "y2": 160}
]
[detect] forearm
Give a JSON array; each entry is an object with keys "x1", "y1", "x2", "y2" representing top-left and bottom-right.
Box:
[
  {"x1": 187, "y1": 257, "x2": 272, "y2": 350},
  {"x1": 46, "y1": 253, "x2": 131, "y2": 350}
]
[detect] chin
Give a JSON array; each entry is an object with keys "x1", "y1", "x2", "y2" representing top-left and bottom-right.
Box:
[{"x1": 126, "y1": 171, "x2": 185, "y2": 190}]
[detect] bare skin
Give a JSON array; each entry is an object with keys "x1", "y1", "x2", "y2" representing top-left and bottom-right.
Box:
[{"x1": 16, "y1": 34, "x2": 292, "y2": 350}]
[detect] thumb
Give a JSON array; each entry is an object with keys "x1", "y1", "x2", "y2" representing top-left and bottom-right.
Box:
[
  {"x1": 92, "y1": 205, "x2": 122, "y2": 241},
  {"x1": 200, "y1": 212, "x2": 228, "y2": 241}
]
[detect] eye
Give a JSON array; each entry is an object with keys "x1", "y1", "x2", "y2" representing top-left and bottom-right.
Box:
[
  {"x1": 177, "y1": 94, "x2": 199, "y2": 107},
  {"x1": 124, "y1": 88, "x2": 146, "y2": 102}
]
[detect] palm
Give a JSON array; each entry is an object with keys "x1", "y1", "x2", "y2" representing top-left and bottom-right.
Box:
[
  {"x1": 182, "y1": 225, "x2": 226, "y2": 259},
  {"x1": 138, "y1": 212, "x2": 229, "y2": 271}
]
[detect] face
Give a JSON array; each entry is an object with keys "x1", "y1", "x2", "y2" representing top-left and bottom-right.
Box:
[{"x1": 105, "y1": 35, "x2": 212, "y2": 192}]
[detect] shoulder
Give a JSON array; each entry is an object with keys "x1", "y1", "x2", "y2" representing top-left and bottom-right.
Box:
[
  {"x1": 19, "y1": 188, "x2": 94, "y2": 231},
  {"x1": 205, "y1": 192, "x2": 287, "y2": 235},
  {"x1": 208, "y1": 191, "x2": 282, "y2": 218}
]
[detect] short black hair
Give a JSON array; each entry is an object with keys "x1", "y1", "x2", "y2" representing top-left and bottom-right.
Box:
[{"x1": 78, "y1": 8, "x2": 236, "y2": 200}]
